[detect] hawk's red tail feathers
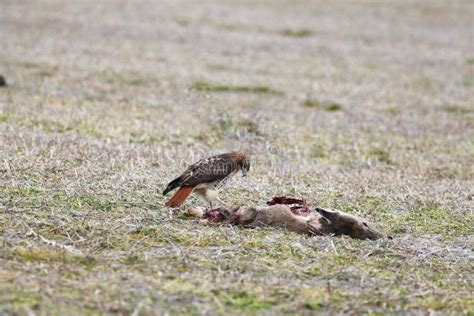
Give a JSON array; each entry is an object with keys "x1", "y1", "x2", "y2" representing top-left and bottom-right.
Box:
[{"x1": 165, "y1": 187, "x2": 194, "y2": 208}]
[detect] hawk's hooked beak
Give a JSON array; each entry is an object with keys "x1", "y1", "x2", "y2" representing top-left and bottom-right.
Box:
[{"x1": 242, "y1": 169, "x2": 248, "y2": 177}]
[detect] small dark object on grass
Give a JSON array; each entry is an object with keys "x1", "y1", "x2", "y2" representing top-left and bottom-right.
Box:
[{"x1": 0, "y1": 75, "x2": 7, "y2": 87}]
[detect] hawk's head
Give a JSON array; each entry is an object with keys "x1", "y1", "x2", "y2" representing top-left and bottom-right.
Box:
[{"x1": 231, "y1": 151, "x2": 251, "y2": 177}]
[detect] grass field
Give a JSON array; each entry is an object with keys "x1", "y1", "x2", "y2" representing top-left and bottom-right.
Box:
[{"x1": 1, "y1": 0, "x2": 473, "y2": 314}]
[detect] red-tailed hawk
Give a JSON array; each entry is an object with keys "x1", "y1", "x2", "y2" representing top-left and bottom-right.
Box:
[{"x1": 163, "y1": 151, "x2": 250, "y2": 208}]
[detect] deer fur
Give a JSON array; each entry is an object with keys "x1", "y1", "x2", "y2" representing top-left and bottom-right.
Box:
[{"x1": 188, "y1": 204, "x2": 385, "y2": 240}]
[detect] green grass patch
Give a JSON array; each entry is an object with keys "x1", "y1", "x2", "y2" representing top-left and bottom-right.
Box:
[
  {"x1": 12, "y1": 247, "x2": 98, "y2": 267},
  {"x1": 0, "y1": 288, "x2": 41, "y2": 312},
  {"x1": 95, "y1": 70, "x2": 157, "y2": 87},
  {"x1": 394, "y1": 202, "x2": 473, "y2": 236},
  {"x1": 303, "y1": 301, "x2": 324, "y2": 311},
  {"x1": 199, "y1": 111, "x2": 263, "y2": 143},
  {"x1": 384, "y1": 107, "x2": 401, "y2": 115},
  {"x1": 81, "y1": 123, "x2": 102, "y2": 139},
  {"x1": 217, "y1": 290, "x2": 273, "y2": 311},
  {"x1": 280, "y1": 29, "x2": 313, "y2": 38},
  {"x1": 462, "y1": 78, "x2": 474, "y2": 87},
  {"x1": 368, "y1": 148, "x2": 391, "y2": 164},
  {"x1": 442, "y1": 105, "x2": 473, "y2": 114},
  {"x1": 303, "y1": 99, "x2": 343, "y2": 112},
  {"x1": 19, "y1": 187, "x2": 46, "y2": 197},
  {"x1": 428, "y1": 166, "x2": 463, "y2": 180},
  {"x1": 192, "y1": 82, "x2": 283, "y2": 95},
  {"x1": 309, "y1": 142, "x2": 328, "y2": 159},
  {"x1": 52, "y1": 192, "x2": 113, "y2": 212},
  {"x1": 127, "y1": 78, "x2": 147, "y2": 86},
  {"x1": 129, "y1": 132, "x2": 162, "y2": 144},
  {"x1": 0, "y1": 113, "x2": 12, "y2": 123},
  {"x1": 19, "y1": 117, "x2": 73, "y2": 133},
  {"x1": 35, "y1": 70, "x2": 56, "y2": 78},
  {"x1": 21, "y1": 62, "x2": 41, "y2": 69},
  {"x1": 235, "y1": 119, "x2": 259, "y2": 134},
  {"x1": 122, "y1": 254, "x2": 145, "y2": 265},
  {"x1": 324, "y1": 103, "x2": 343, "y2": 112}
]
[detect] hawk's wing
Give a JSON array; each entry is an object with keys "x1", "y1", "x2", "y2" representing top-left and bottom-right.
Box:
[
  {"x1": 179, "y1": 153, "x2": 239, "y2": 186},
  {"x1": 163, "y1": 153, "x2": 239, "y2": 194}
]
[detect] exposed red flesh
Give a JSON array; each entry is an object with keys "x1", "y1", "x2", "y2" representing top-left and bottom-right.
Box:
[
  {"x1": 202, "y1": 207, "x2": 230, "y2": 223},
  {"x1": 202, "y1": 207, "x2": 241, "y2": 224},
  {"x1": 266, "y1": 196, "x2": 313, "y2": 216},
  {"x1": 201, "y1": 196, "x2": 314, "y2": 224}
]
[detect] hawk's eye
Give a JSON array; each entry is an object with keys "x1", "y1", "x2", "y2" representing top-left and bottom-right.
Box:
[{"x1": 363, "y1": 222, "x2": 369, "y2": 228}]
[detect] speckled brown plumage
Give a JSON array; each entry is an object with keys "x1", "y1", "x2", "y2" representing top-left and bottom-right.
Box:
[{"x1": 163, "y1": 151, "x2": 250, "y2": 208}]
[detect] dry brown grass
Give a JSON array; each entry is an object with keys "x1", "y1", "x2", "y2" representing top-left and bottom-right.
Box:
[{"x1": 1, "y1": 0, "x2": 473, "y2": 314}]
